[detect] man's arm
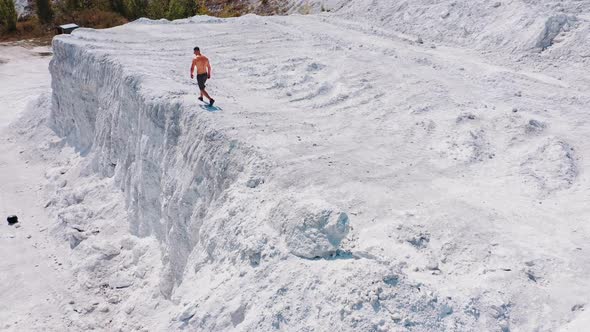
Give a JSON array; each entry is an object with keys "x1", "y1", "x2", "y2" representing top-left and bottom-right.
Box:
[
  {"x1": 190, "y1": 58, "x2": 196, "y2": 79},
  {"x1": 207, "y1": 59, "x2": 212, "y2": 79}
]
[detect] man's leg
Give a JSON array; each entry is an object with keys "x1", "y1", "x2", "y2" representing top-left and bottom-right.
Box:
[
  {"x1": 201, "y1": 89, "x2": 215, "y2": 105},
  {"x1": 198, "y1": 75, "x2": 205, "y2": 101}
]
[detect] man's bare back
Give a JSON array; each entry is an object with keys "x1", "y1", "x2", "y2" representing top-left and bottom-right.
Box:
[{"x1": 192, "y1": 55, "x2": 210, "y2": 75}]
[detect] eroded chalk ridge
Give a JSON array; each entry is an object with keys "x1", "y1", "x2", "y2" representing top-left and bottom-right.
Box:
[{"x1": 49, "y1": 37, "x2": 273, "y2": 295}]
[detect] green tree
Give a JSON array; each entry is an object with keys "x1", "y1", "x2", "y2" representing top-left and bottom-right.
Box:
[
  {"x1": 0, "y1": 0, "x2": 17, "y2": 32},
  {"x1": 110, "y1": 0, "x2": 126, "y2": 16},
  {"x1": 124, "y1": 0, "x2": 147, "y2": 19},
  {"x1": 147, "y1": 0, "x2": 169, "y2": 19},
  {"x1": 35, "y1": 0, "x2": 54, "y2": 24},
  {"x1": 65, "y1": 0, "x2": 80, "y2": 11},
  {"x1": 195, "y1": 0, "x2": 208, "y2": 15},
  {"x1": 166, "y1": 0, "x2": 193, "y2": 20}
]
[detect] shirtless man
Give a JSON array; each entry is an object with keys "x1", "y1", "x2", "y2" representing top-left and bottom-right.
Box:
[{"x1": 190, "y1": 46, "x2": 215, "y2": 106}]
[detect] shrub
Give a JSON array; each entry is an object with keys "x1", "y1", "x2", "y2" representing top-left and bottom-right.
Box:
[
  {"x1": 254, "y1": 0, "x2": 286, "y2": 16},
  {"x1": 36, "y1": 0, "x2": 54, "y2": 24},
  {"x1": 147, "y1": 0, "x2": 169, "y2": 19},
  {"x1": 65, "y1": 0, "x2": 81, "y2": 11},
  {"x1": 110, "y1": 0, "x2": 126, "y2": 16},
  {"x1": 218, "y1": 4, "x2": 241, "y2": 18},
  {"x1": 166, "y1": 0, "x2": 193, "y2": 20},
  {"x1": 195, "y1": 0, "x2": 208, "y2": 15},
  {"x1": 83, "y1": 9, "x2": 127, "y2": 28},
  {"x1": 16, "y1": 17, "x2": 44, "y2": 35},
  {"x1": 123, "y1": 0, "x2": 147, "y2": 19},
  {"x1": 0, "y1": 0, "x2": 17, "y2": 32},
  {"x1": 56, "y1": 8, "x2": 127, "y2": 28}
]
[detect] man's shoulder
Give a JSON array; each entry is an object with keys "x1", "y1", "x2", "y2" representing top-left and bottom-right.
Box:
[{"x1": 194, "y1": 56, "x2": 208, "y2": 62}]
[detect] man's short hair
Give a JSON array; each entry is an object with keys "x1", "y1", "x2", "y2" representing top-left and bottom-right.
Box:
[{"x1": 194, "y1": 46, "x2": 200, "y2": 51}]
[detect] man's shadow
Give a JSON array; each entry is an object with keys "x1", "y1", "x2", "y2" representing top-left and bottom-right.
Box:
[{"x1": 199, "y1": 104, "x2": 222, "y2": 112}]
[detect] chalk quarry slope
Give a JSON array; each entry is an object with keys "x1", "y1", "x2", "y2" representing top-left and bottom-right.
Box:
[
  {"x1": 298, "y1": 0, "x2": 590, "y2": 58},
  {"x1": 43, "y1": 5, "x2": 590, "y2": 332}
]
